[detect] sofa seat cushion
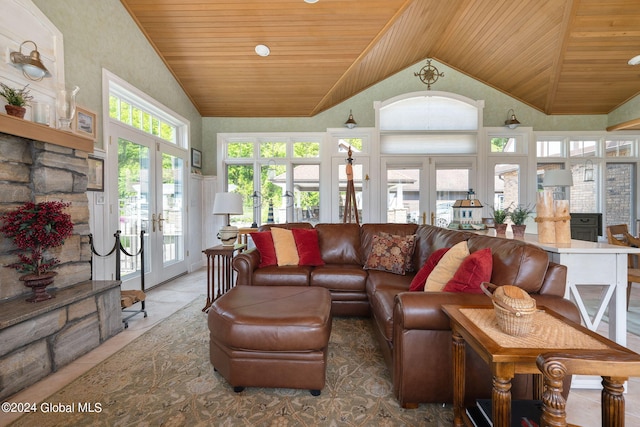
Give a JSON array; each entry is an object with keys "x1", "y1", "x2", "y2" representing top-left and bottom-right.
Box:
[
  {"x1": 369, "y1": 286, "x2": 401, "y2": 342},
  {"x1": 310, "y1": 264, "x2": 367, "y2": 292},
  {"x1": 253, "y1": 265, "x2": 312, "y2": 287},
  {"x1": 365, "y1": 269, "x2": 412, "y2": 297}
]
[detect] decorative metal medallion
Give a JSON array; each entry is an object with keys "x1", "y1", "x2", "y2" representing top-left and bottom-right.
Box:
[{"x1": 414, "y1": 59, "x2": 444, "y2": 90}]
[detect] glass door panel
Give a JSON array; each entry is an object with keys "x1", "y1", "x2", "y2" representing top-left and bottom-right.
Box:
[
  {"x1": 386, "y1": 167, "x2": 420, "y2": 223},
  {"x1": 118, "y1": 137, "x2": 151, "y2": 280},
  {"x1": 435, "y1": 168, "x2": 470, "y2": 227},
  {"x1": 494, "y1": 163, "x2": 521, "y2": 217},
  {"x1": 293, "y1": 164, "x2": 320, "y2": 225},
  {"x1": 605, "y1": 163, "x2": 634, "y2": 231},
  {"x1": 160, "y1": 152, "x2": 184, "y2": 266}
]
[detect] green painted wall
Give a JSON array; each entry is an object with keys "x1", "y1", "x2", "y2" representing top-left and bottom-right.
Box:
[
  {"x1": 203, "y1": 60, "x2": 610, "y2": 175},
  {"x1": 32, "y1": 0, "x2": 202, "y2": 152},
  {"x1": 608, "y1": 93, "x2": 640, "y2": 128}
]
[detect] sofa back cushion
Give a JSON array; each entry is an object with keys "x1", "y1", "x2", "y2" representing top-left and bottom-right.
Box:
[
  {"x1": 315, "y1": 223, "x2": 362, "y2": 265},
  {"x1": 467, "y1": 235, "x2": 549, "y2": 293},
  {"x1": 258, "y1": 222, "x2": 313, "y2": 231},
  {"x1": 413, "y1": 225, "x2": 473, "y2": 267}
]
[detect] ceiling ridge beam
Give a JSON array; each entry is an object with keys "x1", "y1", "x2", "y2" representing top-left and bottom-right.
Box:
[
  {"x1": 544, "y1": 0, "x2": 579, "y2": 115},
  {"x1": 310, "y1": 0, "x2": 414, "y2": 116}
]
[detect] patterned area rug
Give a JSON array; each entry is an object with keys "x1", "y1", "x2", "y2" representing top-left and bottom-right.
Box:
[{"x1": 11, "y1": 299, "x2": 453, "y2": 426}]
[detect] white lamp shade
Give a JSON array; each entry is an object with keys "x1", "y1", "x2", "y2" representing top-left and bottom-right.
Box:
[
  {"x1": 212, "y1": 192, "x2": 244, "y2": 215},
  {"x1": 542, "y1": 169, "x2": 573, "y2": 187}
]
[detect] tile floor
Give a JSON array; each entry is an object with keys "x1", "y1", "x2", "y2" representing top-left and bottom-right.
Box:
[{"x1": 1, "y1": 268, "x2": 640, "y2": 426}]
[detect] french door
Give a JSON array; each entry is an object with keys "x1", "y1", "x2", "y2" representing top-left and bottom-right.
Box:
[
  {"x1": 110, "y1": 122, "x2": 188, "y2": 290},
  {"x1": 381, "y1": 157, "x2": 475, "y2": 226}
]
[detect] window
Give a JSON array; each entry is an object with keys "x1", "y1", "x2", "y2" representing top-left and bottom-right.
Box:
[
  {"x1": 109, "y1": 94, "x2": 178, "y2": 145},
  {"x1": 221, "y1": 135, "x2": 323, "y2": 227}
]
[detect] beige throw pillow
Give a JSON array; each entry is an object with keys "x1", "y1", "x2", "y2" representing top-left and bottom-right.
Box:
[
  {"x1": 424, "y1": 241, "x2": 469, "y2": 292},
  {"x1": 271, "y1": 227, "x2": 300, "y2": 266}
]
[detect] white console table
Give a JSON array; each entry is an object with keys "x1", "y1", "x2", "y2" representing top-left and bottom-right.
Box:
[{"x1": 481, "y1": 230, "x2": 640, "y2": 388}]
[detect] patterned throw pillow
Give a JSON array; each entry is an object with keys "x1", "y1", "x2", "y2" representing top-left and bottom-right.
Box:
[{"x1": 364, "y1": 232, "x2": 417, "y2": 275}]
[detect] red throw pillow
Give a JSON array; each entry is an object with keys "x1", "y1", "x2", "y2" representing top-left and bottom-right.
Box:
[
  {"x1": 250, "y1": 231, "x2": 277, "y2": 268},
  {"x1": 409, "y1": 248, "x2": 450, "y2": 291},
  {"x1": 292, "y1": 228, "x2": 325, "y2": 266},
  {"x1": 442, "y1": 248, "x2": 493, "y2": 294}
]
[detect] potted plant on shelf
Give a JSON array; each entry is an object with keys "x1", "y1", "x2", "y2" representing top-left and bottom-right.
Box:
[
  {"x1": 0, "y1": 200, "x2": 74, "y2": 302},
  {"x1": 511, "y1": 204, "x2": 534, "y2": 238},
  {"x1": 0, "y1": 82, "x2": 33, "y2": 118},
  {"x1": 491, "y1": 205, "x2": 511, "y2": 235}
]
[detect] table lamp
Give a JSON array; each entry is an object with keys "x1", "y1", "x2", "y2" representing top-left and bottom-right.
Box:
[{"x1": 213, "y1": 192, "x2": 244, "y2": 246}]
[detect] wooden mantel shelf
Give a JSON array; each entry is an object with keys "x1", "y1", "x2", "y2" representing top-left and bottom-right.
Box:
[{"x1": 0, "y1": 113, "x2": 94, "y2": 153}]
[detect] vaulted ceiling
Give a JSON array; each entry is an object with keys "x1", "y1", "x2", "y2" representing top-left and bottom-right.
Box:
[{"x1": 121, "y1": 0, "x2": 640, "y2": 118}]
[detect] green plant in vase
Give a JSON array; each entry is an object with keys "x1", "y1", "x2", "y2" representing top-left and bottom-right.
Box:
[
  {"x1": 491, "y1": 205, "x2": 511, "y2": 235},
  {"x1": 511, "y1": 204, "x2": 534, "y2": 238}
]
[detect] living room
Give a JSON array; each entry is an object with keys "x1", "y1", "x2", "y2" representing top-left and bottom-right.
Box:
[{"x1": 2, "y1": 0, "x2": 640, "y2": 425}]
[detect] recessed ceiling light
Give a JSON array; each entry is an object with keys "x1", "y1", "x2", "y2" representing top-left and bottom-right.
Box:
[
  {"x1": 629, "y1": 54, "x2": 640, "y2": 66},
  {"x1": 255, "y1": 44, "x2": 270, "y2": 57},
  {"x1": 304, "y1": 0, "x2": 319, "y2": 3}
]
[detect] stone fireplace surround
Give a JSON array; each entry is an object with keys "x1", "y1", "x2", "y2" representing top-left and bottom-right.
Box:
[{"x1": 0, "y1": 122, "x2": 121, "y2": 400}]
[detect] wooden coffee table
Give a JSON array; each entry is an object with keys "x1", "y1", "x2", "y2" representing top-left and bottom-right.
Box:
[{"x1": 442, "y1": 304, "x2": 640, "y2": 427}]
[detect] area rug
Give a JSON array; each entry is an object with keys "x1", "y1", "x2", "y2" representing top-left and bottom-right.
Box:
[{"x1": 11, "y1": 299, "x2": 454, "y2": 426}]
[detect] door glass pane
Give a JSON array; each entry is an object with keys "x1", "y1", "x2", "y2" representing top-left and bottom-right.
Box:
[
  {"x1": 161, "y1": 153, "x2": 184, "y2": 265},
  {"x1": 495, "y1": 164, "x2": 520, "y2": 216},
  {"x1": 605, "y1": 163, "x2": 634, "y2": 229},
  {"x1": 293, "y1": 164, "x2": 320, "y2": 224},
  {"x1": 118, "y1": 138, "x2": 150, "y2": 277},
  {"x1": 436, "y1": 168, "x2": 470, "y2": 227},
  {"x1": 570, "y1": 163, "x2": 597, "y2": 212},
  {"x1": 386, "y1": 167, "x2": 419, "y2": 223},
  {"x1": 339, "y1": 163, "x2": 362, "y2": 222}
]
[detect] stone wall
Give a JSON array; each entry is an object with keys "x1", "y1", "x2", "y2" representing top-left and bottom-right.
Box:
[
  {"x1": 0, "y1": 132, "x2": 92, "y2": 300},
  {"x1": 0, "y1": 131, "x2": 119, "y2": 401}
]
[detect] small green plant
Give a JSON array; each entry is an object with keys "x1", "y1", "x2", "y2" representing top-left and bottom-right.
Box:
[
  {"x1": 0, "y1": 82, "x2": 33, "y2": 107},
  {"x1": 511, "y1": 204, "x2": 534, "y2": 225},
  {"x1": 491, "y1": 205, "x2": 511, "y2": 224}
]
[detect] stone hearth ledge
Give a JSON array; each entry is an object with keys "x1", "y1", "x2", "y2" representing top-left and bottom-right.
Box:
[{"x1": 0, "y1": 280, "x2": 121, "y2": 329}]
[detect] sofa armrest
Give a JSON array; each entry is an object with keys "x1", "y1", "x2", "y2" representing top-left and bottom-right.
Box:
[
  {"x1": 232, "y1": 249, "x2": 261, "y2": 286},
  {"x1": 538, "y1": 262, "x2": 567, "y2": 297},
  {"x1": 394, "y1": 292, "x2": 493, "y2": 331}
]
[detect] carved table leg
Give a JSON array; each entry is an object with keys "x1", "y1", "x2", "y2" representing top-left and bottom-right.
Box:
[
  {"x1": 601, "y1": 376, "x2": 626, "y2": 427},
  {"x1": 452, "y1": 329, "x2": 466, "y2": 427},
  {"x1": 538, "y1": 356, "x2": 568, "y2": 427},
  {"x1": 492, "y1": 375, "x2": 512, "y2": 427}
]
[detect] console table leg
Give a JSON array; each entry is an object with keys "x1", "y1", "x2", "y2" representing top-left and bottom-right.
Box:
[
  {"x1": 452, "y1": 330, "x2": 465, "y2": 427},
  {"x1": 538, "y1": 356, "x2": 568, "y2": 427},
  {"x1": 601, "y1": 376, "x2": 626, "y2": 427},
  {"x1": 492, "y1": 375, "x2": 512, "y2": 427}
]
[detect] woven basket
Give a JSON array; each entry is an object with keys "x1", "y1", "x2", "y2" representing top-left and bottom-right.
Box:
[{"x1": 481, "y1": 282, "x2": 537, "y2": 336}]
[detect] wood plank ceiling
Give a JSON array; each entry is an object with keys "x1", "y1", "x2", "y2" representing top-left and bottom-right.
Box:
[{"x1": 121, "y1": 0, "x2": 640, "y2": 118}]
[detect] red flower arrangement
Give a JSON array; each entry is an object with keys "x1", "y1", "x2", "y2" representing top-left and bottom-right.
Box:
[{"x1": 0, "y1": 201, "x2": 74, "y2": 276}]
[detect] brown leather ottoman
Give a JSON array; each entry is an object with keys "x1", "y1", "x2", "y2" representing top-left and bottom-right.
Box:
[{"x1": 208, "y1": 286, "x2": 332, "y2": 395}]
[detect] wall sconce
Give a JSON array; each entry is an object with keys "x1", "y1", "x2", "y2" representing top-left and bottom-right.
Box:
[
  {"x1": 266, "y1": 159, "x2": 277, "y2": 180},
  {"x1": 504, "y1": 109, "x2": 521, "y2": 129},
  {"x1": 344, "y1": 110, "x2": 357, "y2": 129},
  {"x1": 10, "y1": 40, "x2": 51, "y2": 81},
  {"x1": 584, "y1": 159, "x2": 594, "y2": 182}
]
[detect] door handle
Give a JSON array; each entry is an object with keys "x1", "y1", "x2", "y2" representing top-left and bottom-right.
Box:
[
  {"x1": 151, "y1": 213, "x2": 157, "y2": 232},
  {"x1": 158, "y1": 213, "x2": 164, "y2": 232}
]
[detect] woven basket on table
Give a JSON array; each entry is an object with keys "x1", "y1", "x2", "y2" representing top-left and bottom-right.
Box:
[{"x1": 481, "y1": 282, "x2": 537, "y2": 336}]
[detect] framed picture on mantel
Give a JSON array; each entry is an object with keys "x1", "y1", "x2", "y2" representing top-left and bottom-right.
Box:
[{"x1": 74, "y1": 106, "x2": 97, "y2": 140}]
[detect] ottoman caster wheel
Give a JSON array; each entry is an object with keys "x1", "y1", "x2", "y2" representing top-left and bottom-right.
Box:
[
  {"x1": 233, "y1": 386, "x2": 245, "y2": 393},
  {"x1": 310, "y1": 389, "x2": 321, "y2": 396}
]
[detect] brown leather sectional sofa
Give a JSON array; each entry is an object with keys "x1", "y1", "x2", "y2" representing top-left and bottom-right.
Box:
[{"x1": 232, "y1": 222, "x2": 580, "y2": 408}]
